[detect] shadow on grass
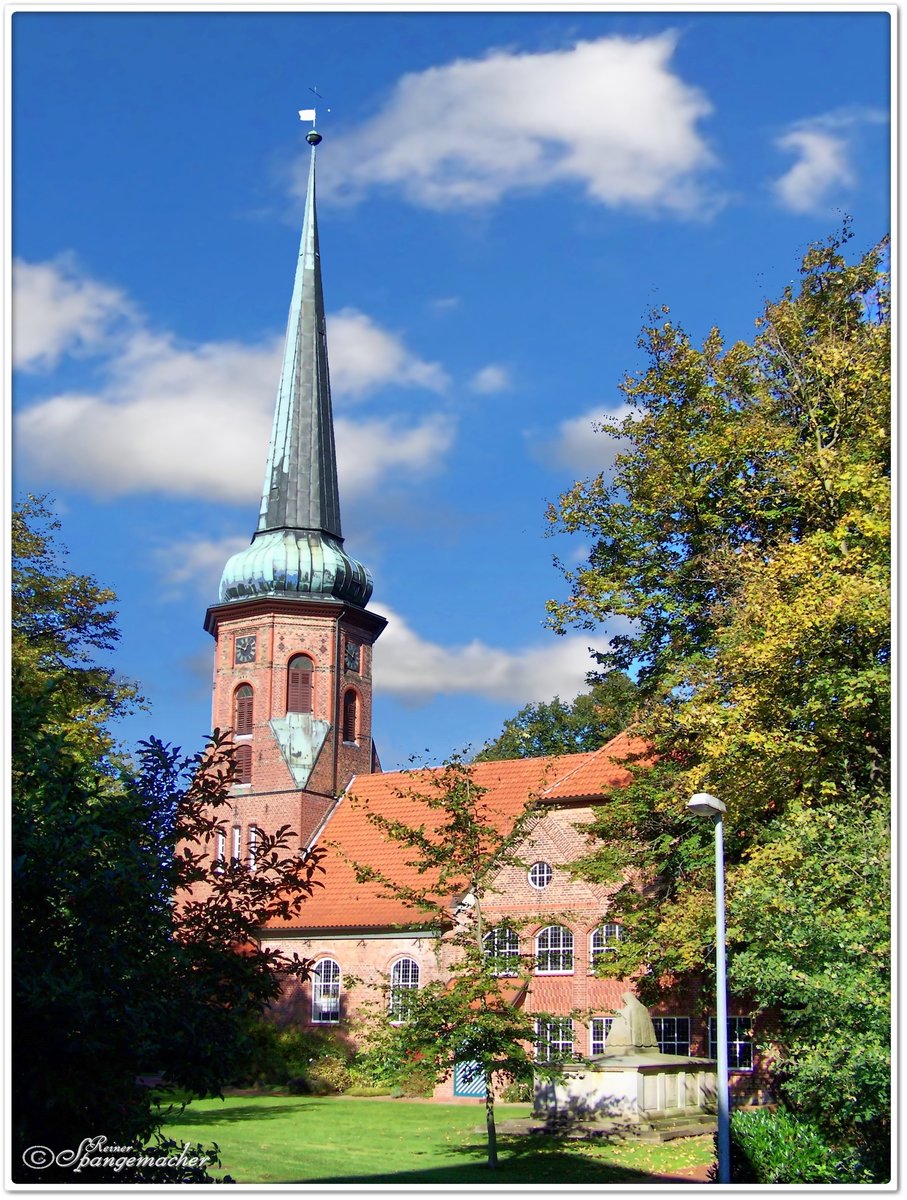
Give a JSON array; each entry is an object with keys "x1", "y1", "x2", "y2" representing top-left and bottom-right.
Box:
[
  {"x1": 299, "y1": 1132, "x2": 698, "y2": 1186},
  {"x1": 158, "y1": 1102, "x2": 314, "y2": 1127},
  {"x1": 298, "y1": 1155, "x2": 673, "y2": 1185}
]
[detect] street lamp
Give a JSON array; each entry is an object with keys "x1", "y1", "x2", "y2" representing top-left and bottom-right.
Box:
[{"x1": 687, "y1": 791, "x2": 730, "y2": 1185}]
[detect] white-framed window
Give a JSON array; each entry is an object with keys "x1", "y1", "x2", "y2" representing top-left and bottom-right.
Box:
[
  {"x1": 708, "y1": 1016, "x2": 754, "y2": 1071},
  {"x1": 312, "y1": 958, "x2": 341, "y2": 1024},
  {"x1": 483, "y1": 927, "x2": 520, "y2": 976},
  {"x1": 231, "y1": 824, "x2": 242, "y2": 863},
  {"x1": 653, "y1": 1016, "x2": 691, "y2": 1056},
  {"x1": 389, "y1": 957, "x2": 419, "y2": 1022},
  {"x1": 215, "y1": 829, "x2": 226, "y2": 867},
  {"x1": 535, "y1": 925, "x2": 574, "y2": 974},
  {"x1": 248, "y1": 824, "x2": 259, "y2": 871},
  {"x1": 590, "y1": 1016, "x2": 614, "y2": 1055},
  {"x1": 528, "y1": 861, "x2": 553, "y2": 889},
  {"x1": 590, "y1": 923, "x2": 624, "y2": 965},
  {"x1": 535, "y1": 1018, "x2": 574, "y2": 1062}
]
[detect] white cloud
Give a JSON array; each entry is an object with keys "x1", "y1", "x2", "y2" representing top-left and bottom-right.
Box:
[
  {"x1": 328, "y1": 308, "x2": 449, "y2": 398},
  {"x1": 372, "y1": 604, "x2": 599, "y2": 704},
  {"x1": 772, "y1": 108, "x2": 887, "y2": 214},
  {"x1": 469, "y1": 364, "x2": 510, "y2": 394},
  {"x1": 14, "y1": 259, "x2": 456, "y2": 503},
  {"x1": 314, "y1": 34, "x2": 717, "y2": 215},
  {"x1": 153, "y1": 534, "x2": 250, "y2": 597},
  {"x1": 547, "y1": 403, "x2": 635, "y2": 474},
  {"x1": 773, "y1": 129, "x2": 854, "y2": 215},
  {"x1": 12, "y1": 256, "x2": 134, "y2": 371}
]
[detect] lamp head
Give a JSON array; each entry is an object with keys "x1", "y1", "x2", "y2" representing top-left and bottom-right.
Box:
[{"x1": 687, "y1": 792, "x2": 726, "y2": 817}]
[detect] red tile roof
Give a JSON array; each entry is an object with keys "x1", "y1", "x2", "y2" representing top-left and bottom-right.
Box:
[{"x1": 266, "y1": 733, "x2": 644, "y2": 933}]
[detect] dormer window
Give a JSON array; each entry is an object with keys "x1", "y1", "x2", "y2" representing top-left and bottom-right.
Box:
[{"x1": 287, "y1": 655, "x2": 314, "y2": 714}]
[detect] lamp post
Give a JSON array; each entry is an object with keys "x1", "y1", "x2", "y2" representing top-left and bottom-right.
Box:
[{"x1": 687, "y1": 791, "x2": 730, "y2": 1185}]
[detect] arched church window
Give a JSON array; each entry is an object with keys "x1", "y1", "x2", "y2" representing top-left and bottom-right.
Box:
[
  {"x1": 235, "y1": 743, "x2": 252, "y2": 786},
  {"x1": 287, "y1": 655, "x2": 314, "y2": 714},
  {"x1": 234, "y1": 685, "x2": 253, "y2": 735},
  {"x1": 342, "y1": 690, "x2": 358, "y2": 743},
  {"x1": 312, "y1": 959, "x2": 341, "y2": 1024},
  {"x1": 389, "y1": 957, "x2": 419, "y2": 1022},
  {"x1": 536, "y1": 925, "x2": 574, "y2": 974}
]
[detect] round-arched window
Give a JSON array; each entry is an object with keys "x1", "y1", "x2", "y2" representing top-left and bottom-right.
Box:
[
  {"x1": 287, "y1": 655, "x2": 314, "y2": 714},
  {"x1": 389, "y1": 957, "x2": 419, "y2": 1022},
  {"x1": 536, "y1": 925, "x2": 574, "y2": 974},
  {"x1": 234, "y1": 684, "x2": 253, "y2": 735},
  {"x1": 312, "y1": 958, "x2": 341, "y2": 1024}
]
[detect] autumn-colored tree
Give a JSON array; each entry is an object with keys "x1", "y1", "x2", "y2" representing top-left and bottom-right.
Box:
[
  {"x1": 475, "y1": 672, "x2": 638, "y2": 761},
  {"x1": 546, "y1": 228, "x2": 890, "y2": 1175}
]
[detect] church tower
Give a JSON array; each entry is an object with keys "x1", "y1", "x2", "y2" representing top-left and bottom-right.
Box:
[{"x1": 204, "y1": 121, "x2": 386, "y2": 850}]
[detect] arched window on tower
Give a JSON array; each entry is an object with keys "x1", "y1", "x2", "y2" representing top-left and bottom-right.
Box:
[
  {"x1": 235, "y1": 744, "x2": 252, "y2": 786},
  {"x1": 234, "y1": 684, "x2": 253, "y2": 735},
  {"x1": 287, "y1": 655, "x2": 314, "y2": 714},
  {"x1": 342, "y1": 690, "x2": 358, "y2": 743}
]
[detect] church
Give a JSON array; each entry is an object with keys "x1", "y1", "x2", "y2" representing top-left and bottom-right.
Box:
[{"x1": 202, "y1": 121, "x2": 761, "y2": 1103}]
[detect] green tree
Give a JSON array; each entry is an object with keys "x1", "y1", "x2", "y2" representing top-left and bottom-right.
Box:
[
  {"x1": 475, "y1": 673, "x2": 638, "y2": 761},
  {"x1": 12, "y1": 499, "x2": 324, "y2": 1183},
  {"x1": 345, "y1": 756, "x2": 539, "y2": 1169},
  {"x1": 546, "y1": 229, "x2": 890, "y2": 1174}
]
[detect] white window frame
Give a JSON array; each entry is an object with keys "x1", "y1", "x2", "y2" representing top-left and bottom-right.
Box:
[
  {"x1": 215, "y1": 829, "x2": 226, "y2": 867},
  {"x1": 528, "y1": 861, "x2": 553, "y2": 889},
  {"x1": 231, "y1": 824, "x2": 242, "y2": 863},
  {"x1": 535, "y1": 925, "x2": 574, "y2": 974},
  {"x1": 590, "y1": 922, "x2": 624, "y2": 966},
  {"x1": 248, "y1": 824, "x2": 259, "y2": 871},
  {"x1": 312, "y1": 958, "x2": 341, "y2": 1024},
  {"x1": 535, "y1": 1017, "x2": 574, "y2": 1062},
  {"x1": 653, "y1": 1016, "x2": 691, "y2": 1056},
  {"x1": 708, "y1": 1016, "x2": 754, "y2": 1071},
  {"x1": 590, "y1": 1016, "x2": 614, "y2": 1055},
  {"x1": 389, "y1": 957, "x2": 420, "y2": 1023},
  {"x1": 482, "y1": 927, "x2": 520, "y2": 976}
]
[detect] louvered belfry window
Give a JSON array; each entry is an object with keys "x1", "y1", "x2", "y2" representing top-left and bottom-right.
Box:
[
  {"x1": 234, "y1": 685, "x2": 253, "y2": 734},
  {"x1": 287, "y1": 655, "x2": 314, "y2": 713},
  {"x1": 342, "y1": 690, "x2": 357, "y2": 743},
  {"x1": 235, "y1": 744, "x2": 252, "y2": 785}
]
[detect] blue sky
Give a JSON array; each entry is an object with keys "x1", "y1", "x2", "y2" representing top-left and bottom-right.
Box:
[{"x1": 11, "y1": 7, "x2": 891, "y2": 770}]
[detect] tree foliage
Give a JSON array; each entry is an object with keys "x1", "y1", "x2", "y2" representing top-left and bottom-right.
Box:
[
  {"x1": 12, "y1": 498, "x2": 324, "y2": 1183},
  {"x1": 345, "y1": 757, "x2": 539, "y2": 1168},
  {"x1": 546, "y1": 228, "x2": 890, "y2": 1169},
  {"x1": 475, "y1": 673, "x2": 638, "y2": 761}
]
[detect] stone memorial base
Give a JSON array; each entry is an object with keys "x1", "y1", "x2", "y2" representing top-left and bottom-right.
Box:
[{"x1": 534, "y1": 1053, "x2": 718, "y2": 1128}]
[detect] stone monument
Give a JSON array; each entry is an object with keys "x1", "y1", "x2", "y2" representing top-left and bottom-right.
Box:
[{"x1": 533, "y1": 993, "x2": 718, "y2": 1138}]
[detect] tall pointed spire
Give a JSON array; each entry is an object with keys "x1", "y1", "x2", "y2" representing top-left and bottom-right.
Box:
[
  {"x1": 216, "y1": 122, "x2": 374, "y2": 610},
  {"x1": 258, "y1": 134, "x2": 342, "y2": 539}
]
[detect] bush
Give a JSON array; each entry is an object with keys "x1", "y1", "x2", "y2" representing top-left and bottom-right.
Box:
[
  {"x1": 306, "y1": 1054, "x2": 353, "y2": 1095},
  {"x1": 714, "y1": 1107, "x2": 874, "y2": 1184},
  {"x1": 500, "y1": 1078, "x2": 532, "y2": 1103},
  {"x1": 235, "y1": 1021, "x2": 354, "y2": 1092}
]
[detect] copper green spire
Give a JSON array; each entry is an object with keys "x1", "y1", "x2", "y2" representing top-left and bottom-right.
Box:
[
  {"x1": 258, "y1": 130, "x2": 341, "y2": 539},
  {"x1": 217, "y1": 121, "x2": 374, "y2": 610}
]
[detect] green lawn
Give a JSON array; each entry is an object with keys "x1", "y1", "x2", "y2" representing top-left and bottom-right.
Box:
[{"x1": 160, "y1": 1094, "x2": 715, "y2": 1185}]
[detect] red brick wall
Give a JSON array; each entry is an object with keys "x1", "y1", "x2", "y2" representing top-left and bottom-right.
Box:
[
  {"x1": 208, "y1": 605, "x2": 379, "y2": 850},
  {"x1": 260, "y1": 800, "x2": 771, "y2": 1104}
]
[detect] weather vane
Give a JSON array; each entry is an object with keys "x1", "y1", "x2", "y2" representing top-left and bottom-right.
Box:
[{"x1": 299, "y1": 88, "x2": 330, "y2": 145}]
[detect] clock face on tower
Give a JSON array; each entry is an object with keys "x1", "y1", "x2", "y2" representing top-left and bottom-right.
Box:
[
  {"x1": 345, "y1": 639, "x2": 360, "y2": 672},
  {"x1": 234, "y1": 635, "x2": 257, "y2": 665}
]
